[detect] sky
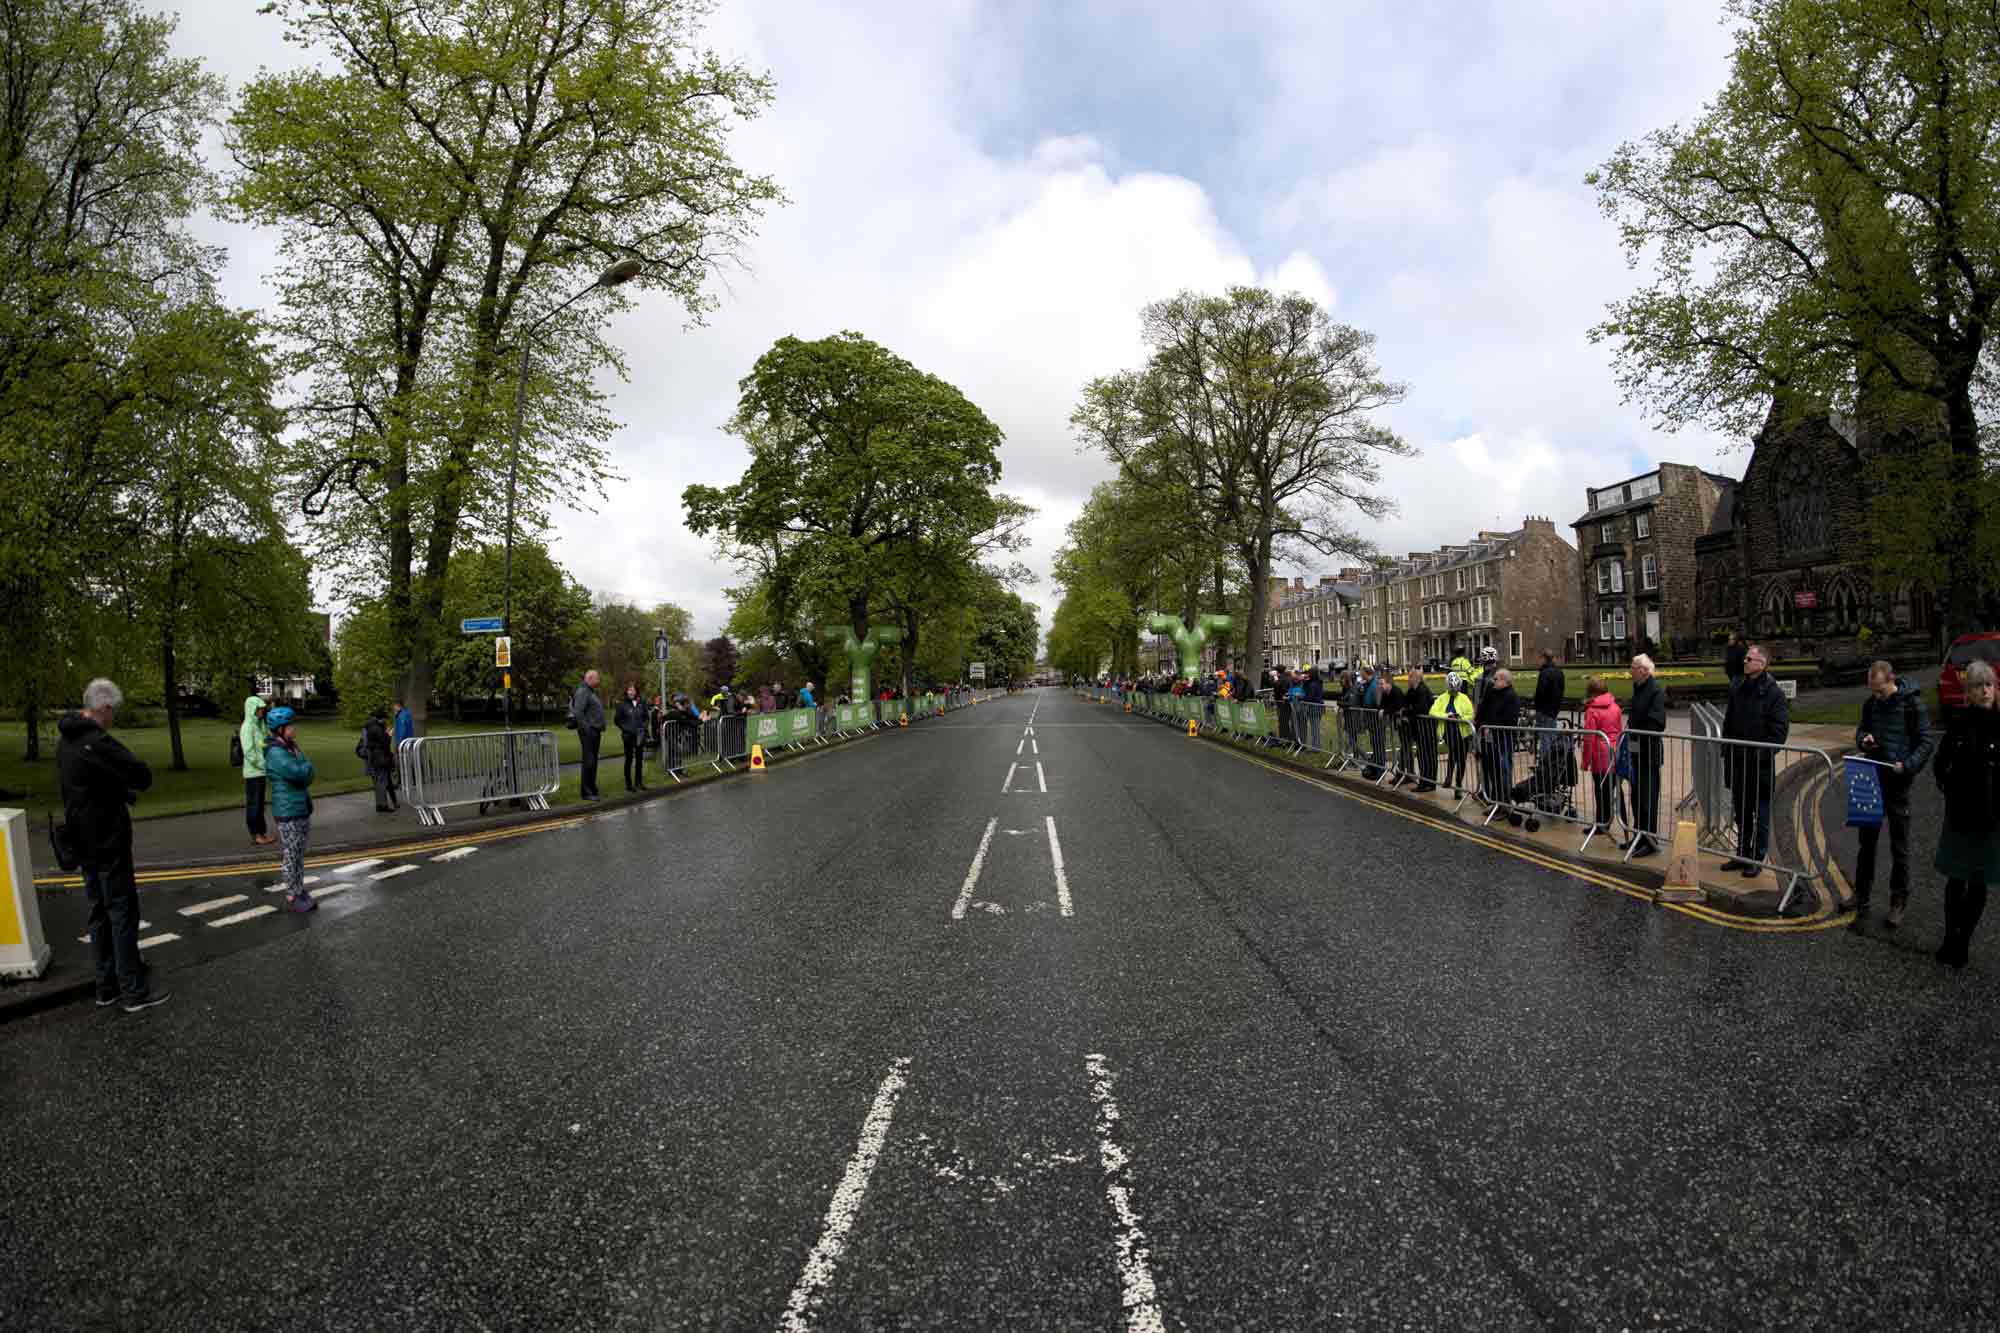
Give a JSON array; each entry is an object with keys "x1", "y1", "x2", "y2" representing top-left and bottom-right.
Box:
[{"x1": 170, "y1": 0, "x2": 1749, "y2": 640}]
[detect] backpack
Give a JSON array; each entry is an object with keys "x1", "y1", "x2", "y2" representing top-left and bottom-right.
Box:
[
  {"x1": 355, "y1": 731, "x2": 369, "y2": 759},
  {"x1": 229, "y1": 731, "x2": 244, "y2": 769}
]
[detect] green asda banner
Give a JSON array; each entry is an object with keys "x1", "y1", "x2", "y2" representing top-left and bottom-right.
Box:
[
  {"x1": 836, "y1": 703, "x2": 868, "y2": 730},
  {"x1": 748, "y1": 712, "x2": 785, "y2": 748},
  {"x1": 785, "y1": 708, "x2": 817, "y2": 743},
  {"x1": 1233, "y1": 701, "x2": 1268, "y2": 736},
  {"x1": 879, "y1": 699, "x2": 905, "y2": 721}
]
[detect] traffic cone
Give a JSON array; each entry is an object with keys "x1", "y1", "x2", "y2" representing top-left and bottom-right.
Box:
[
  {"x1": 898, "y1": 713, "x2": 908, "y2": 727},
  {"x1": 750, "y1": 744, "x2": 766, "y2": 772},
  {"x1": 1186, "y1": 719, "x2": 1198, "y2": 737},
  {"x1": 1654, "y1": 820, "x2": 1702, "y2": 902}
]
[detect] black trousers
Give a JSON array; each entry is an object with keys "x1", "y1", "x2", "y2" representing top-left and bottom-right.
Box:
[
  {"x1": 1853, "y1": 773, "x2": 1913, "y2": 904},
  {"x1": 371, "y1": 766, "x2": 397, "y2": 810},
  {"x1": 580, "y1": 727, "x2": 602, "y2": 797},
  {"x1": 1941, "y1": 879, "x2": 1990, "y2": 964},
  {"x1": 1413, "y1": 722, "x2": 1438, "y2": 786},
  {"x1": 1444, "y1": 731, "x2": 1469, "y2": 791},
  {"x1": 621, "y1": 730, "x2": 644, "y2": 789},
  {"x1": 244, "y1": 776, "x2": 267, "y2": 839},
  {"x1": 1629, "y1": 762, "x2": 1662, "y2": 846},
  {"x1": 1592, "y1": 770, "x2": 1617, "y2": 831},
  {"x1": 84, "y1": 859, "x2": 148, "y2": 1002}
]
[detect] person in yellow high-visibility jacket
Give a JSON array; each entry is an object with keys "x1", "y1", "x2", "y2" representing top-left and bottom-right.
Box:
[{"x1": 1429, "y1": 672, "x2": 1476, "y2": 795}]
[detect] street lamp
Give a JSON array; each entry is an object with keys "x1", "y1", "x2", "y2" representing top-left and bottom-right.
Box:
[{"x1": 500, "y1": 256, "x2": 643, "y2": 731}]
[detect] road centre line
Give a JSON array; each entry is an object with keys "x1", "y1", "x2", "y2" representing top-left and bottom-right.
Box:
[
  {"x1": 1036, "y1": 762, "x2": 1047, "y2": 793},
  {"x1": 370, "y1": 864, "x2": 419, "y2": 882},
  {"x1": 779, "y1": 1056, "x2": 912, "y2": 1332},
  {"x1": 179, "y1": 894, "x2": 247, "y2": 917},
  {"x1": 1002, "y1": 764, "x2": 1017, "y2": 794},
  {"x1": 1016, "y1": 738, "x2": 1025, "y2": 755},
  {"x1": 208, "y1": 904, "x2": 277, "y2": 928},
  {"x1": 1084, "y1": 1054, "x2": 1167, "y2": 1333},
  {"x1": 1046, "y1": 817, "x2": 1073, "y2": 917},
  {"x1": 1031, "y1": 738, "x2": 1038, "y2": 755},
  {"x1": 951, "y1": 818, "x2": 999, "y2": 921}
]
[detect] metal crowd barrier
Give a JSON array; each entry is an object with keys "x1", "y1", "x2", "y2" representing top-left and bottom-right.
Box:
[
  {"x1": 396, "y1": 729, "x2": 560, "y2": 826},
  {"x1": 1457, "y1": 722, "x2": 1618, "y2": 852}
]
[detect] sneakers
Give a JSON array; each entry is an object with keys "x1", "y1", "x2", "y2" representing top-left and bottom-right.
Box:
[
  {"x1": 287, "y1": 893, "x2": 317, "y2": 914},
  {"x1": 1885, "y1": 902, "x2": 1906, "y2": 929},
  {"x1": 121, "y1": 989, "x2": 170, "y2": 1014},
  {"x1": 1722, "y1": 858, "x2": 1750, "y2": 872},
  {"x1": 95, "y1": 992, "x2": 120, "y2": 1008},
  {"x1": 1629, "y1": 840, "x2": 1660, "y2": 859},
  {"x1": 1741, "y1": 863, "x2": 1761, "y2": 879}
]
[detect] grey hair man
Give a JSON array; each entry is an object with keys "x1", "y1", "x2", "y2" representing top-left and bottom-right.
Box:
[
  {"x1": 1624, "y1": 654, "x2": 1667, "y2": 857},
  {"x1": 571, "y1": 668, "x2": 607, "y2": 802},
  {"x1": 56, "y1": 679, "x2": 167, "y2": 1012}
]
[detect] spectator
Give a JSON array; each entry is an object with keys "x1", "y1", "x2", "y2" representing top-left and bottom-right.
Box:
[
  {"x1": 1932, "y1": 659, "x2": 1998, "y2": 967},
  {"x1": 1430, "y1": 672, "x2": 1475, "y2": 796},
  {"x1": 57, "y1": 678, "x2": 165, "y2": 1012},
  {"x1": 1379, "y1": 669, "x2": 1406, "y2": 780},
  {"x1": 1626, "y1": 654, "x2": 1667, "y2": 858},
  {"x1": 240, "y1": 693, "x2": 273, "y2": 846},
  {"x1": 1474, "y1": 666, "x2": 1522, "y2": 818},
  {"x1": 615, "y1": 682, "x2": 649, "y2": 792},
  {"x1": 1532, "y1": 649, "x2": 1565, "y2": 762},
  {"x1": 1402, "y1": 670, "x2": 1437, "y2": 791},
  {"x1": 757, "y1": 682, "x2": 777, "y2": 713},
  {"x1": 392, "y1": 697, "x2": 414, "y2": 746},
  {"x1": 571, "y1": 669, "x2": 607, "y2": 801},
  {"x1": 1303, "y1": 665, "x2": 1325, "y2": 751},
  {"x1": 360, "y1": 708, "x2": 397, "y2": 813},
  {"x1": 1853, "y1": 659, "x2": 1936, "y2": 927},
  {"x1": 647, "y1": 694, "x2": 666, "y2": 750},
  {"x1": 1721, "y1": 644, "x2": 1789, "y2": 875},
  {"x1": 1580, "y1": 676, "x2": 1625, "y2": 835},
  {"x1": 799, "y1": 680, "x2": 817, "y2": 709},
  {"x1": 1724, "y1": 632, "x2": 1747, "y2": 692},
  {"x1": 263, "y1": 705, "x2": 317, "y2": 914}
]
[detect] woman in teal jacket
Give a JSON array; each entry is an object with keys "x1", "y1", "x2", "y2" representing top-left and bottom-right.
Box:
[{"x1": 263, "y1": 707, "x2": 317, "y2": 913}]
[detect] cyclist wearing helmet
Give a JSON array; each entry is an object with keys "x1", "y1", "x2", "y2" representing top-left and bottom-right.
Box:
[
  {"x1": 263, "y1": 706, "x2": 317, "y2": 912},
  {"x1": 1430, "y1": 671, "x2": 1476, "y2": 796}
]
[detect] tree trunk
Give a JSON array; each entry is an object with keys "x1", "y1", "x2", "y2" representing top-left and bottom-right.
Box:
[
  {"x1": 162, "y1": 625, "x2": 186, "y2": 772},
  {"x1": 1943, "y1": 384, "x2": 1988, "y2": 636},
  {"x1": 1242, "y1": 529, "x2": 1274, "y2": 674}
]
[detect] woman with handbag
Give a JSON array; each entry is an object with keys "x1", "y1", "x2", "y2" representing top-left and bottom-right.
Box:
[
  {"x1": 1932, "y1": 659, "x2": 1999, "y2": 967},
  {"x1": 1579, "y1": 677, "x2": 1624, "y2": 835},
  {"x1": 264, "y1": 706, "x2": 318, "y2": 913}
]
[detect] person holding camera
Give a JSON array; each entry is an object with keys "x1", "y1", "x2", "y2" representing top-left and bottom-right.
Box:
[{"x1": 56, "y1": 678, "x2": 167, "y2": 1012}]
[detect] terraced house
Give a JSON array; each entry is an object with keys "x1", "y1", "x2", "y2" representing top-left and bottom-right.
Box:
[
  {"x1": 1570, "y1": 463, "x2": 1734, "y2": 660},
  {"x1": 1263, "y1": 518, "x2": 1582, "y2": 670}
]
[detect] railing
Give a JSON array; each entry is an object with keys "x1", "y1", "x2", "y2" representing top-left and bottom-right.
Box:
[{"x1": 396, "y1": 730, "x2": 560, "y2": 826}]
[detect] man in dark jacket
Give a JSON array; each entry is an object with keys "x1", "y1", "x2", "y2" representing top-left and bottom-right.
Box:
[
  {"x1": 1532, "y1": 650, "x2": 1566, "y2": 762},
  {"x1": 361, "y1": 709, "x2": 397, "y2": 812},
  {"x1": 1626, "y1": 655, "x2": 1668, "y2": 857},
  {"x1": 56, "y1": 679, "x2": 166, "y2": 1012},
  {"x1": 571, "y1": 669, "x2": 607, "y2": 801},
  {"x1": 1402, "y1": 671, "x2": 1437, "y2": 790},
  {"x1": 1853, "y1": 659, "x2": 1936, "y2": 925},
  {"x1": 1724, "y1": 633, "x2": 1748, "y2": 691},
  {"x1": 1721, "y1": 644, "x2": 1790, "y2": 874},
  {"x1": 1474, "y1": 667, "x2": 1523, "y2": 815},
  {"x1": 1303, "y1": 666, "x2": 1325, "y2": 751}
]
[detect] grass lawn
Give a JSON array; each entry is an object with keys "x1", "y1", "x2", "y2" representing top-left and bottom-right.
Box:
[
  {"x1": 1788, "y1": 686, "x2": 1946, "y2": 729},
  {"x1": 0, "y1": 716, "x2": 593, "y2": 822},
  {"x1": 1400, "y1": 664, "x2": 1814, "y2": 705}
]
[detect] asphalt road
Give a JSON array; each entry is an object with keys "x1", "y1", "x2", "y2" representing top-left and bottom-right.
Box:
[{"x1": 2, "y1": 689, "x2": 1994, "y2": 1330}]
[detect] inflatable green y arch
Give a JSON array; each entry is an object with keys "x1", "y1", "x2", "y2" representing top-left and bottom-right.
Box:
[
  {"x1": 1146, "y1": 613, "x2": 1234, "y2": 681},
  {"x1": 823, "y1": 625, "x2": 905, "y2": 701}
]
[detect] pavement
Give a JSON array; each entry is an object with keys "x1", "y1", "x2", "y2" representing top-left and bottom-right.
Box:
[{"x1": 1, "y1": 688, "x2": 1995, "y2": 1329}]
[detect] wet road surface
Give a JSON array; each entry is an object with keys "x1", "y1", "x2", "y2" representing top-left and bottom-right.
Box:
[{"x1": 2, "y1": 689, "x2": 1995, "y2": 1329}]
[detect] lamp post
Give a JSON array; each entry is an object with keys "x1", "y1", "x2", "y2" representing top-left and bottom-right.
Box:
[{"x1": 501, "y1": 256, "x2": 642, "y2": 732}]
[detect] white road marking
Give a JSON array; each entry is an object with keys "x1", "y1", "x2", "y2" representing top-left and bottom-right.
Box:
[
  {"x1": 137, "y1": 932, "x2": 179, "y2": 950},
  {"x1": 1001, "y1": 763, "x2": 1017, "y2": 794},
  {"x1": 179, "y1": 894, "x2": 247, "y2": 918},
  {"x1": 1046, "y1": 817, "x2": 1073, "y2": 918},
  {"x1": 78, "y1": 920, "x2": 152, "y2": 943},
  {"x1": 370, "y1": 864, "x2": 419, "y2": 882},
  {"x1": 1084, "y1": 1054, "x2": 1166, "y2": 1333},
  {"x1": 779, "y1": 1056, "x2": 912, "y2": 1332},
  {"x1": 1035, "y1": 762, "x2": 1047, "y2": 793},
  {"x1": 333, "y1": 858, "x2": 384, "y2": 876},
  {"x1": 208, "y1": 904, "x2": 277, "y2": 928},
  {"x1": 1016, "y1": 738, "x2": 1025, "y2": 755},
  {"x1": 304, "y1": 875, "x2": 321, "y2": 886},
  {"x1": 1031, "y1": 738, "x2": 1039, "y2": 755},
  {"x1": 311, "y1": 883, "x2": 352, "y2": 900},
  {"x1": 431, "y1": 846, "x2": 478, "y2": 863},
  {"x1": 951, "y1": 818, "x2": 1000, "y2": 922}
]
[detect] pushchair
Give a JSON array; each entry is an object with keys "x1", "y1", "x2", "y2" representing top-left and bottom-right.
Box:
[{"x1": 1508, "y1": 722, "x2": 1580, "y2": 833}]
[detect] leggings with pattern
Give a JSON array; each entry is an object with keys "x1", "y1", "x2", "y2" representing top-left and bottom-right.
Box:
[{"x1": 277, "y1": 816, "x2": 311, "y2": 896}]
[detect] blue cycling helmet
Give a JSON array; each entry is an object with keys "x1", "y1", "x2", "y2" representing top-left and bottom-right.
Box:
[{"x1": 266, "y1": 705, "x2": 296, "y2": 727}]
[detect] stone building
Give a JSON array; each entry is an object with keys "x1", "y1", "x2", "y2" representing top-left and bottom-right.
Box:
[
  {"x1": 1570, "y1": 463, "x2": 1734, "y2": 660},
  {"x1": 1264, "y1": 517, "x2": 1581, "y2": 670},
  {"x1": 1694, "y1": 403, "x2": 1936, "y2": 660}
]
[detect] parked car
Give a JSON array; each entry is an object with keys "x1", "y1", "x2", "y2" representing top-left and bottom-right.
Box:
[{"x1": 1940, "y1": 631, "x2": 2000, "y2": 712}]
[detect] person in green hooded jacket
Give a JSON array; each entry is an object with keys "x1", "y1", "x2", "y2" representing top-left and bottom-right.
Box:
[{"x1": 240, "y1": 694, "x2": 273, "y2": 846}]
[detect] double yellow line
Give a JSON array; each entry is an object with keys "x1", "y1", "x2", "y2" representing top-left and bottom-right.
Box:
[{"x1": 1208, "y1": 741, "x2": 1849, "y2": 934}]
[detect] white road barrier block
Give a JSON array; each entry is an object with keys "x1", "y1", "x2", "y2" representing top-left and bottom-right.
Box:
[{"x1": 0, "y1": 808, "x2": 51, "y2": 979}]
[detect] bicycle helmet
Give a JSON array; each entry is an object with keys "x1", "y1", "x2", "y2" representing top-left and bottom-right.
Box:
[
  {"x1": 266, "y1": 705, "x2": 296, "y2": 727},
  {"x1": 1445, "y1": 672, "x2": 1465, "y2": 690}
]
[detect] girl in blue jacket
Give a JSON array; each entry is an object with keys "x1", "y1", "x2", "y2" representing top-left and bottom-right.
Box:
[{"x1": 264, "y1": 707, "x2": 317, "y2": 913}]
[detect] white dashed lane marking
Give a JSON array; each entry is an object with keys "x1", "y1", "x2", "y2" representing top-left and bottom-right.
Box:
[
  {"x1": 951, "y1": 818, "x2": 1000, "y2": 922},
  {"x1": 179, "y1": 894, "x2": 247, "y2": 918},
  {"x1": 369, "y1": 864, "x2": 419, "y2": 882},
  {"x1": 137, "y1": 932, "x2": 179, "y2": 950},
  {"x1": 779, "y1": 1057, "x2": 912, "y2": 1332},
  {"x1": 1085, "y1": 1054, "x2": 1166, "y2": 1333},
  {"x1": 208, "y1": 904, "x2": 277, "y2": 928},
  {"x1": 431, "y1": 846, "x2": 477, "y2": 863},
  {"x1": 333, "y1": 859, "x2": 384, "y2": 876}
]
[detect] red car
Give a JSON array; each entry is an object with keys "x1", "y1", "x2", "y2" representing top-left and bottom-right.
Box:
[{"x1": 1940, "y1": 631, "x2": 2000, "y2": 712}]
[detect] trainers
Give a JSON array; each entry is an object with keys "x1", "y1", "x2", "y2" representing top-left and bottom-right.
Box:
[
  {"x1": 95, "y1": 992, "x2": 120, "y2": 1008},
  {"x1": 121, "y1": 989, "x2": 170, "y2": 1013},
  {"x1": 1885, "y1": 902, "x2": 1905, "y2": 929},
  {"x1": 1630, "y1": 840, "x2": 1660, "y2": 859},
  {"x1": 287, "y1": 893, "x2": 317, "y2": 914}
]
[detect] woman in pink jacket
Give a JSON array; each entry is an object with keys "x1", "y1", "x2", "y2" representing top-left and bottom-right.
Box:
[{"x1": 1580, "y1": 676, "x2": 1625, "y2": 835}]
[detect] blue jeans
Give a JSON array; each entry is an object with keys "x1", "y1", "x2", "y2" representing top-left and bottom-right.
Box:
[
  {"x1": 1482, "y1": 735, "x2": 1514, "y2": 804},
  {"x1": 1535, "y1": 711, "x2": 1560, "y2": 763},
  {"x1": 84, "y1": 860, "x2": 148, "y2": 1002}
]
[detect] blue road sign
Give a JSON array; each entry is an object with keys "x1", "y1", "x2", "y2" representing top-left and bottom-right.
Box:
[{"x1": 461, "y1": 617, "x2": 504, "y2": 634}]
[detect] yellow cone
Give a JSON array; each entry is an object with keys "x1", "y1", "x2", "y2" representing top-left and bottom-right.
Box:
[
  {"x1": 1654, "y1": 820, "x2": 1703, "y2": 902},
  {"x1": 750, "y1": 744, "x2": 766, "y2": 772},
  {"x1": 1187, "y1": 719, "x2": 1198, "y2": 737}
]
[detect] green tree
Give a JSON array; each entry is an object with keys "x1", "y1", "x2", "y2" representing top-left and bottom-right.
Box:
[
  {"x1": 1072, "y1": 288, "x2": 1410, "y2": 674},
  {"x1": 1590, "y1": 0, "x2": 2000, "y2": 632},
  {"x1": 229, "y1": 0, "x2": 781, "y2": 730},
  {"x1": 0, "y1": 0, "x2": 228, "y2": 758},
  {"x1": 430, "y1": 541, "x2": 594, "y2": 723}
]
